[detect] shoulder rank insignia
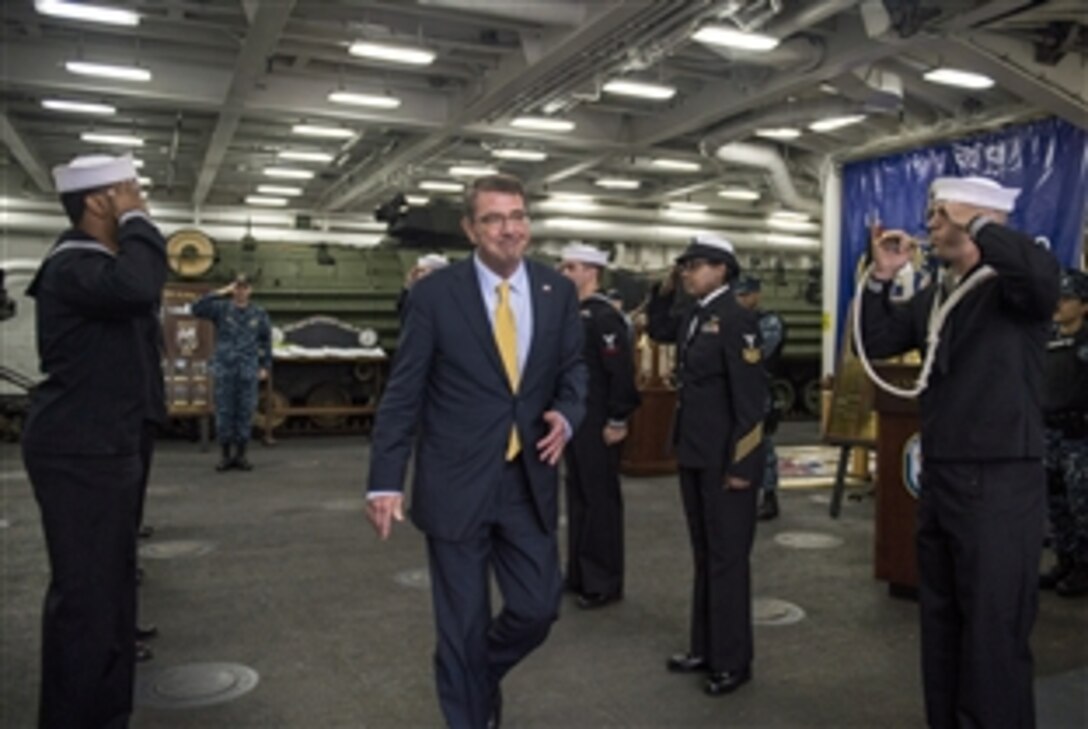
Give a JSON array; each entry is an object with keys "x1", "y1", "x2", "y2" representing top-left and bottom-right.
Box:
[
  {"x1": 700, "y1": 316, "x2": 720, "y2": 334},
  {"x1": 742, "y1": 333, "x2": 761, "y2": 364}
]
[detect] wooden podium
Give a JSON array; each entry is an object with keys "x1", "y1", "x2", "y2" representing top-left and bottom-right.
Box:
[
  {"x1": 872, "y1": 363, "x2": 922, "y2": 595},
  {"x1": 621, "y1": 331, "x2": 677, "y2": 476}
]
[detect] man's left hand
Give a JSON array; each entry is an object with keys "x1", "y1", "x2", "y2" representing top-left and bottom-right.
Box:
[
  {"x1": 602, "y1": 424, "x2": 628, "y2": 446},
  {"x1": 537, "y1": 410, "x2": 567, "y2": 466}
]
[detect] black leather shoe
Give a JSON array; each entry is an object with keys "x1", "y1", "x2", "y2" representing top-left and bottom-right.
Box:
[
  {"x1": 234, "y1": 457, "x2": 253, "y2": 471},
  {"x1": 757, "y1": 491, "x2": 779, "y2": 521},
  {"x1": 136, "y1": 624, "x2": 158, "y2": 641},
  {"x1": 138, "y1": 524, "x2": 154, "y2": 539},
  {"x1": 705, "y1": 667, "x2": 751, "y2": 696},
  {"x1": 667, "y1": 653, "x2": 708, "y2": 673},
  {"x1": 577, "y1": 592, "x2": 621, "y2": 610},
  {"x1": 487, "y1": 687, "x2": 502, "y2": 729},
  {"x1": 135, "y1": 641, "x2": 154, "y2": 663}
]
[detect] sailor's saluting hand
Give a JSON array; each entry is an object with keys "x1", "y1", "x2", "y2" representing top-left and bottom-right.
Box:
[{"x1": 870, "y1": 227, "x2": 916, "y2": 282}]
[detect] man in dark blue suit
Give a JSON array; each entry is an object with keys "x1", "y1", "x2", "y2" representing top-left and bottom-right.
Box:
[{"x1": 366, "y1": 174, "x2": 587, "y2": 728}]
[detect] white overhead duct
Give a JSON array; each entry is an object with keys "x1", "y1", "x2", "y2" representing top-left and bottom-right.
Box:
[
  {"x1": 713, "y1": 142, "x2": 822, "y2": 216},
  {"x1": 416, "y1": 0, "x2": 588, "y2": 26}
]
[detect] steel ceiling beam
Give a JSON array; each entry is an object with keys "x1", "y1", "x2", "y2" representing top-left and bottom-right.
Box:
[
  {"x1": 191, "y1": 1, "x2": 298, "y2": 208},
  {"x1": 0, "y1": 112, "x2": 53, "y2": 193}
]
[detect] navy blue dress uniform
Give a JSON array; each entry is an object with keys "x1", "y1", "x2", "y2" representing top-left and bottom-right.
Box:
[
  {"x1": 191, "y1": 277, "x2": 271, "y2": 470},
  {"x1": 646, "y1": 234, "x2": 768, "y2": 696},
  {"x1": 1041, "y1": 269, "x2": 1088, "y2": 596},
  {"x1": 559, "y1": 244, "x2": 641, "y2": 607},
  {"x1": 858, "y1": 176, "x2": 1060, "y2": 729},
  {"x1": 21, "y1": 154, "x2": 167, "y2": 729}
]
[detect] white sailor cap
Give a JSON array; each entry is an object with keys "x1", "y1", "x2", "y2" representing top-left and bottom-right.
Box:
[
  {"x1": 53, "y1": 154, "x2": 139, "y2": 194},
  {"x1": 676, "y1": 233, "x2": 741, "y2": 275},
  {"x1": 929, "y1": 175, "x2": 1020, "y2": 213},
  {"x1": 560, "y1": 241, "x2": 610, "y2": 268},
  {"x1": 416, "y1": 253, "x2": 449, "y2": 271}
]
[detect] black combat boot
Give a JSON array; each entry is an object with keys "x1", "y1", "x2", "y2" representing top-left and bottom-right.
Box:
[
  {"x1": 1056, "y1": 563, "x2": 1088, "y2": 597},
  {"x1": 234, "y1": 442, "x2": 253, "y2": 471},
  {"x1": 1039, "y1": 554, "x2": 1073, "y2": 589},
  {"x1": 216, "y1": 443, "x2": 234, "y2": 471},
  {"x1": 757, "y1": 490, "x2": 779, "y2": 521}
]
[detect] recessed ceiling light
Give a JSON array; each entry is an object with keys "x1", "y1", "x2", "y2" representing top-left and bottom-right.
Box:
[
  {"x1": 36, "y1": 0, "x2": 139, "y2": 26},
  {"x1": 754, "y1": 127, "x2": 801, "y2": 140},
  {"x1": 348, "y1": 40, "x2": 436, "y2": 66},
  {"x1": 405, "y1": 195, "x2": 430, "y2": 206},
  {"x1": 692, "y1": 25, "x2": 778, "y2": 52},
  {"x1": 770, "y1": 210, "x2": 810, "y2": 222},
  {"x1": 595, "y1": 178, "x2": 641, "y2": 190},
  {"x1": 291, "y1": 124, "x2": 355, "y2": 139},
  {"x1": 651, "y1": 158, "x2": 700, "y2": 171},
  {"x1": 327, "y1": 91, "x2": 401, "y2": 109},
  {"x1": 666, "y1": 201, "x2": 708, "y2": 212},
  {"x1": 137, "y1": 176, "x2": 152, "y2": 187},
  {"x1": 491, "y1": 148, "x2": 548, "y2": 162},
  {"x1": 278, "y1": 150, "x2": 335, "y2": 163},
  {"x1": 809, "y1": 115, "x2": 867, "y2": 133},
  {"x1": 602, "y1": 79, "x2": 677, "y2": 100},
  {"x1": 80, "y1": 131, "x2": 143, "y2": 147},
  {"x1": 419, "y1": 180, "x2": 464, "y2": 192},
  {"x1": 449, "y1": 165, "x2": 499, "y2": 177},
  {"x1": 246, "y1": 195, "x2": 289, "y2": 207},
  {"x1": 65, "y1": 61, "x2": 151, "y2": 82},
  {"x1": 264, "y1": 167, "x2": 315, "y2": 179},
  {"x1": 510, "y1": 116, "x2": 575, "y2": 132},
  {"x1": 42, "y1": 98, "x2": 115, "y2": 115},
  {"x1": 718, "y1": 188, "x2": 760, "y2": 201},
  {"x1": 257, "y1": 185, "x2": 303, "y2": 196},
  {"x1": 923, "y1": 67, "x2": 995, "y2": 90}
]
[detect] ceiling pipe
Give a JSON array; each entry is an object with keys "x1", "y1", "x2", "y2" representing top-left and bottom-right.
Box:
[
  {"x1": 763, "y1": 0, "x2": 861, "y2": 38},
  {"x1": 416, "y1": 0, "x2": 588, "y2": 26},
  {"x1": 711, "y1": 142, "x2": 822, "y2": 216}
]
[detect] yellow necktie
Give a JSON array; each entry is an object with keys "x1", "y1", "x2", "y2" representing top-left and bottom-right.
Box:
[{"x1": 495, "y1": 281, "x2": 521, "y2": 460}]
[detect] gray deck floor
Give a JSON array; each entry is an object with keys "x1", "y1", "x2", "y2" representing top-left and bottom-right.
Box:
[{"x1": 2, "y1": 427, "x2": 1086, "y2": 728}]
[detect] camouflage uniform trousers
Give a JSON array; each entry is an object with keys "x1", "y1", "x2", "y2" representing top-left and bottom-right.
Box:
[
  {"x1": 1044, "y1": 429, "x2": 1088, "y2": 561},
  {"x1": 214, "y1": 367, "x2": 259, "y2": 446}
]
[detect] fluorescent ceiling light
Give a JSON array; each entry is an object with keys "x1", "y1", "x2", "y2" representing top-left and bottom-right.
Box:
[
  {"x1": 510, "y1": 116, "x2": 575, "y2": 132},
  {"x1": 348, "y1": 40, "x2": 436, "y2": 66},
  {"x1": 550, "y1": 192, "x2": 593, "y2": 202},
  {"x1": 42, "y1": 98, "x2": 115, "y2": 115},
  {"x1": 538, "y1": 198, "x2": 599, "y2": 213},
  {"x1": 923, "y1": 67, "x2": 995, "y2": 90},
  {"x1": 405, "y1": 195, "x2": 430, "y2": 206},
  {"x1": 278, "y1": 150, "x2": 335, "y2": 163},
  {"x1": 765, "y1": 233, "x2": 819, "y2": 248},
  {"x1": 595, "y1": 178, "x2": 640, "y2": 190},
  {"x1": 327, "y1": 91, "x2": 401, "y2": 109},
  {"x1": 264, "y1": 167, "x2": 315, "y2": 180},
  {"x1": 36, "y1": 1, "x2": 139, "y2": 26},
  {"x1": 419, "y1": 180, "x2": 464, "y2": 192},
  {"x1": 292, "y1": 124, "x2": 355, "y2": 139},
  {"x1": 755, "y1": 127, "x2": 801, "y2": 140},
  {"x1": 246, "y1": 195, "x2": 289, "y2": 207},
  {"x1": 65, "y1": 60, "x2": 151, "y2": 82},
  {"x1": 131, "y1": 158, "x2": 145, "y2": 169},
  {"x1": 602, "y1": 79, "x2": 677, "y2": 100},
  {"x1": 692, "y1": 25, "x2": 778, "y2": 52},
  {"x1": 666, "y1": 201, "x2": 708, "y2": 212},
  {"x1": 544, "y1": 217, "x2": 609, "y2": 231},
  {"x1": 809, "y1": 115, "x2": 867, "y2": 133},
  {"x1": 767, "y1": 218, "x2": 814, "y2": 232},
  {"x1": 718, "y1": 188, "x2": 759, "y2": 201},
  {"x1": 81, "y1": 131, "x2": 143, "y2": 147},
  {"x1": 652, "y1": 158, "x2": 700, "y2": 172},
  {"x1": 137, "y1": 176, "x2": 152, "y2": 187},
  {"x1": 449, "y1": 165, "x2": 498, "y2": 177},
  {"x1": 491, "y1": 148, "x2": 548, "y2": 162},
  {"x1": 770, "y1": 210, "x2": 810, "y2": 222},
  {"x1": 258, "y1": 185, "x2": 303, "y2": 196}
]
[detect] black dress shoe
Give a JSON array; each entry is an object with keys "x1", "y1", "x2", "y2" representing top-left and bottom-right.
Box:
[
  {"x1": 577, "y1": 592, "x2": 621, "y2": 610},
  {"x1": 757, "y1": 491, "x2": 779, "y2": 521},
  {"x1": 136, "y1": 624, "x2": 158, "y2": 641},
  {"x1": 666, "y1": 653, "x2": 708, "y2": 673},
  {"x1": 234, "y1": 457, "x2": 253, "y2": 471},
  {"x1": 135, "y1": 641, "x2": 154, "y2": 663},
  {"x1": 705, "y1": 667, "x2": 751, "y2": 696},
  {"x1": 138, "y1": 524, "x2": 154, "y2": 539}
]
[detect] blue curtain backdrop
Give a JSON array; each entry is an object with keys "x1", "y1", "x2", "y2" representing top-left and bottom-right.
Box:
[{"x1": 836, "y1": 116, "x2": 1088, "y2": 349}]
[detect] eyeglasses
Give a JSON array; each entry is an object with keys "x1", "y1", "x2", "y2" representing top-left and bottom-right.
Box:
[{"x1": 476, "y1": 210, "x2": 530, "y2": 229}]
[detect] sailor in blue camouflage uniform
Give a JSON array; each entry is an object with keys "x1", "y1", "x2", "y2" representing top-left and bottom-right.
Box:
[
  {"x1": 735, "y1": 275, "x2": 787, "y2": 520},
  {"x1": 1041, "y1": 268, "x2": 1088, "y2": 597},
  {"x1": 192, "y1": 274, "x2": 271, "y2": 471}
]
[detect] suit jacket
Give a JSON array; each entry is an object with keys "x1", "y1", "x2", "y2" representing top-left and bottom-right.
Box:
[
  {"x1": 368, "y1": 257, "x2": 588, "y2": 541},
  {"x1": 647, "y1": 285, "x2": 768, "y2": 484},
  {"x1": 860, "y1": 221, "x2": 1059, "y2": 462}
]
